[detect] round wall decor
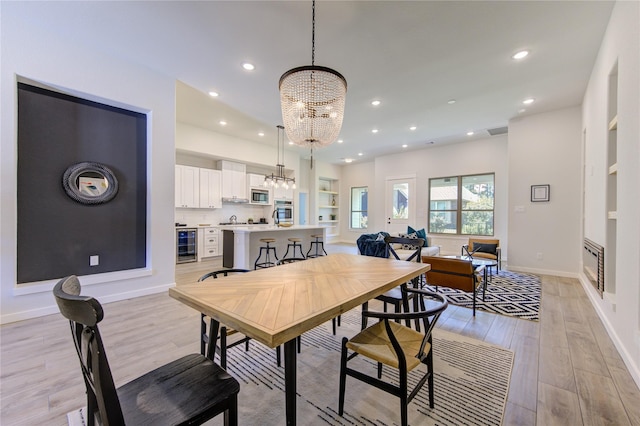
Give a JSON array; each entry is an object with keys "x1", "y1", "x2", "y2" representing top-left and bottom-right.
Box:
[{"x1": 62, "y1": 162, "x2": 119, "y2": 205}]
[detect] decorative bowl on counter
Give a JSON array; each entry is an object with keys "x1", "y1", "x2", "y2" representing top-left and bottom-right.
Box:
[{"x1": 277, "y1": 223, "x2": 293, "y2": 228}]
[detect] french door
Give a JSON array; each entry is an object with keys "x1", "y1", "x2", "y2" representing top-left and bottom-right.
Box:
[{"x1": 385, "y1": 176, "x2": 416, "y2": 234}]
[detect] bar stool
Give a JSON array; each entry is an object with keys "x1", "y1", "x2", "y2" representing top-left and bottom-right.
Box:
[
  {"x1": 283, "y1": 238, "x2": 305, "y2": 260},
  {"x1": 306, "y1": 234, "x2": 328, "y2": 258},
  {"x1": 254, "y1": 238, "x2": 279, "y2": 269}
]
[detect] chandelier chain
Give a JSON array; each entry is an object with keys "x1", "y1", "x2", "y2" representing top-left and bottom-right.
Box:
[{"x1": 311, "y1": 0, "x2": 315, "y2": 66}]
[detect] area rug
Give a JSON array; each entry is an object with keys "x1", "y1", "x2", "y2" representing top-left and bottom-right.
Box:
[
  {"x1": 69, "y1": 309, "x2": 514, "y2": 426},
  {"x1": 425, "y1": 270, "x2": 541, "y2": 321}
]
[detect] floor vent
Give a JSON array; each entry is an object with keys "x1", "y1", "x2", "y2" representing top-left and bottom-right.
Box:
[{"x1": 487, "y1": 126, "x2": 508, "y2": 136}]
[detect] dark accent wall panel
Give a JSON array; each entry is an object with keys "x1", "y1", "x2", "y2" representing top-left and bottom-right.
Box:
[{"x1": 17, "y1": 83, "x2": 147, "y2": 284}]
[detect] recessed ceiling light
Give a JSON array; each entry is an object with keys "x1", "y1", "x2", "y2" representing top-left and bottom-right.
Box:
[
  {"x1": 402, "y1": 144, "x2": 408, "y2": 148},
  {"x1": 467, "y1": 131, "x2": 474, "y2": 136},
  {"x1": 358, "y1": 152, "x2": 363, "y2": 156},
  {"x1": 409, "y1": 126, "x2": 417, "y2": 131},
  {"x1": 344, "y1": 158, "x2": 353, "y2": 163},
  {"x1": 447, "y1": 99, "x2": 456, "y2": 104},
  {"x1": 371, "y1": 100, "x2": 381, "y2": 106},
  {"x1": 523, "y1": 98, "x2": 535, "y2": 105},
  {"x1": 512, "y1": 50, "x2": 529, "y2": 60},
  {"x1": 258, "y1": 132, "x2": 264, "y2": 137},
  {"x1": 337, "y1": 139, "x2": 343, "y2": 144},
  {"x1": 242, "y1": 62, "x2": 255, "y2": 71},
  {"x1": 219, "y1": 120, "x2": 227, "y2": 126},
  {"x1": 371, "y1": 129, "x2": 379, "y2": 134},
  {"x1": 518, "y1": 109, "x2": 526, "y2": 114},
  {"x1": 208, "y1": 91, "x2": 219, "y2": 97},
  {"x1": 288, "y1": 141, "x2": 294, "y2": 145}
]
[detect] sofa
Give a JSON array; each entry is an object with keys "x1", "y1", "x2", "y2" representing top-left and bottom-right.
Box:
[{"x1": 357, "y1": 230, "x2": 440, "y2": 260}]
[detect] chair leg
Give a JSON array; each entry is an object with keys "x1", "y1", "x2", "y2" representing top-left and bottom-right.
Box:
[
  {"x1": 377, "y1": 362, "x2": 383, "y2": 378},
  {"x1": 276, "y1": 345, "x2": 281, "y2": 367},
  {"x1": 361, "y1": 302, "x2": 369, "y2": 330},
  {"x1": 338, "y1": 337, "x2": 349, "y2": 416},
  {"x1": 220, "y1": 327, "x2": 228, "y2": 369},
  {"x1": 297, "y1": 336, "x2": 301, "y2": 353},
  {"x1": 223, "y1": 393, "x2": 238, "y2": 426},
  {"x1": 427, "y1": 349, "x2": 435, "y2": 408},
  {"x1": 399, "y1": 370, "x2": 409, "y2": 426}
]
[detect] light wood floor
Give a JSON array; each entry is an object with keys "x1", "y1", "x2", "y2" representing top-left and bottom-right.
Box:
[{"x1": 1, "y1": 243, "x2": 638, "y2": 425}]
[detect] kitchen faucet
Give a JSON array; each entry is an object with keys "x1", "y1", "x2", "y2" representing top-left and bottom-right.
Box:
[
  {"x1": 271, "y1": 209, "x2": 279, "y2": 225},
  {"x1": 229, "y1": 215, "x2": 237, "y2": 224}
]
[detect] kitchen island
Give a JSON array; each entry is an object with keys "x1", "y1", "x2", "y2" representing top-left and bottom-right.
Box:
[{"x1": 221, "y1": 225, "x2": 326, "y2": 269}]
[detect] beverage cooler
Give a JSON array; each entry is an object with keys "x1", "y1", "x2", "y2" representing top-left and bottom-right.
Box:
[{"x1": 176, "y1": 228, "x2": 197, "y2": 263}]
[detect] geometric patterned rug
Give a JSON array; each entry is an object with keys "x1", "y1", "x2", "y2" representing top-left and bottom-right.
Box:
[{"x1": 424, "y1": 270, "x2": 541, "y2": 321}]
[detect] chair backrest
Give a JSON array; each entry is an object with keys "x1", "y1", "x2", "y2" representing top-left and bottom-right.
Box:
[
  {"x1": 384, "y1": 235, "x2": 425, "y2": 263},
  {"x1": 198, "y1": 268, "x2": 250, "y2": 281},
  {"x1": 53, "y1": 276, "x2": 125, "y2": 425},
  {"x1": 423, "y1": 256, "x2": 477, "y2": 292},
  {"x1": 363, "y1": 288, "x2": 448, "y2": 366},
  {"x1": 277, "y1": 257, "x2": 307, "y2": 265},
  {"x1": 468, "y1": 238, "x2": 499, "y2": 255}
]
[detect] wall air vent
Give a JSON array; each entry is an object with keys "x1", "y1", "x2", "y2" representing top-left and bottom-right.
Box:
[{"x1": 487, "y1": 126, "x2": 508, "y2": 136}]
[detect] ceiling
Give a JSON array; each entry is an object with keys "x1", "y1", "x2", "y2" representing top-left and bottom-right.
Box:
[{"x1": 13, "y1": 1, "x2": 614, "y2": 164}]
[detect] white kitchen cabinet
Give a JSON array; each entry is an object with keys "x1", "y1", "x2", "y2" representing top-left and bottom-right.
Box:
[
  {"x1": 248, "y1": 173, "x2": 266, "y2": 188},
  {"x1": 273, "y1": 185, "x2": 294, "y2": 201},
  {"x1": 219, "y1": 160, "x2": 247, "y2": 201},
  {"x1": 199, "y1": 168, "x2": 221, "y2": 209},
  {"x1": 175, "y1": 165, "x2": 199, "y2": 208},
  {"x1": 198, "y1": 227, "x2": 221, "y2": 260}
]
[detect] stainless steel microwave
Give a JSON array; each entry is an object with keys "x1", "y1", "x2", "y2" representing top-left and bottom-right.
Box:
[{"x1": 250, "y1": 188, "x2": 270, "y2": 204}]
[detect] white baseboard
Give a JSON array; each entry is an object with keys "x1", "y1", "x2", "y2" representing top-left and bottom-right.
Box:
[
  {"x1": 506, "y1": 265, "x2": 578, "y2": 279},
  {"x1": 1, "y1": 282, "x2": 175, "y2": 325}
]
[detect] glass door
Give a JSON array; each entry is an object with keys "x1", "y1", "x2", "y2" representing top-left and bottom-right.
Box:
[{"x1": 385, "y1": 177, "x2": 415, "y2": 234}]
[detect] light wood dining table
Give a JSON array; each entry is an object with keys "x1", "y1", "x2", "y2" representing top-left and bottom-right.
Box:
[{"x1": 169, "y1": 253, "x2": 431, "y2": 426}]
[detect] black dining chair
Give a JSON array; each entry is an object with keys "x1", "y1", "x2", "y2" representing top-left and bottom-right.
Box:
[
  {"x1": 362, "y1": 235, "x2": 425, "y2": 330},
  {"x1": 199, "y1": 269, "x2": 251, "y2": 369},
  {"x1": 54, "y1": 275, "x2": 240, "y2": 426},
  {"x1": 339, "y1": 288, "x2": 448, "y2": 426}
]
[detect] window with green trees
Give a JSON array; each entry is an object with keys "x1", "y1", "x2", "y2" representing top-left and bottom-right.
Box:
[{"x1": 428, "y1": 173, "x2": 494, "y2": 235}]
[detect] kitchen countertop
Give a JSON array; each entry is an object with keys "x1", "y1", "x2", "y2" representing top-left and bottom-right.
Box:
[{"x1": 219, "y1": 224, "x2": 321, "y2": 233}]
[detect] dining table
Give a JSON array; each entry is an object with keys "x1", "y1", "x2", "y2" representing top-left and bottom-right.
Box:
[{"x1": 168, "y1": 253, "x2": 431, "y2": 426}]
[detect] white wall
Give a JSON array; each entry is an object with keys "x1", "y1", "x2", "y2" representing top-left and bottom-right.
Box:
[
  {"x1": 507, "y1": 107, "x2": 583, "y2": 276},
  {"x1": 375, "y1": 136, "x2": 508, "y2": 255},
  {"x1": 581, "y1": 0, "x2": 640, "y2": 386},
  {"x1": 1, "y1": 4, "x2": 177, "y2": 323},
  {"x1": 339, "y1": 161, "x2": 375, "y2": 241}
]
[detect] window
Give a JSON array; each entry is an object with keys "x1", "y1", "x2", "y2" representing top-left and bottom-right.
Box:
[
  {"x1": 428, "y1": 173, "x2": 494, "y2": 235},
  {"x1": 350, "y1": 187, "x2": 368, "y2": 229}
]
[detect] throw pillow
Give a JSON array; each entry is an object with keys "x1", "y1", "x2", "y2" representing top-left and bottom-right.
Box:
[
  {"x1": 407, "y1": 226, "x2": 428, "y2": 247},
  {"x1": 399, "y1": 232, "x2": 420, "y2": 250},
  {"x1": 473, "y1": 242, "x2": 497, "y2": 254}
]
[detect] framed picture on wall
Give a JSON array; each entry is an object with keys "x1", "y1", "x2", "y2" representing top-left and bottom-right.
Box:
[{"x1": 531, "y1": 184, "x2": 550, "y2": 202}]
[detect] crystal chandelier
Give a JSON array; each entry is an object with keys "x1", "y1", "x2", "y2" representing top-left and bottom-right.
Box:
[
  {"x1": 264, "y1": 125, "x2": 296, "y2": 189},
  {"x1": 279, "y1": 0, "x2": 347, "y2": 149}
]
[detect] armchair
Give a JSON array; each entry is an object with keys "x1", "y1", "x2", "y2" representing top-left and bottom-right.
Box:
[{"x1": 462, "y1": 238, "x2": 501, "y2": 272}]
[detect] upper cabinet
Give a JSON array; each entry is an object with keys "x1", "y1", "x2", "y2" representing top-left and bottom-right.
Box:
[
  {"x1": 175, "y1": 165, "x2": 199, "y2": 208},
  {"x1": 248, "y1": 173, "x2": 266, "y2": 188},
  {"x1": 200, "y1": 168, "x2": 221, "y2": 209},
  {"x1": 219, "y1": 160, "x2": 248, "y2": 202},
  {"x1": 273, "y1": 185, "x2": 294, "y2": 201},
  {"x1": 176, "y1": 165, "x2": 221, "y2": 209}
]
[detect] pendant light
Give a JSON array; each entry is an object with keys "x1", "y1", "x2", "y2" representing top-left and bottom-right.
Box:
[
  {"x1": 279, "y1": 0, "x2": 347, "y2": 150},
  {"x1": 264, "y1": 125, "x2": 296, "y2": 189}
]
